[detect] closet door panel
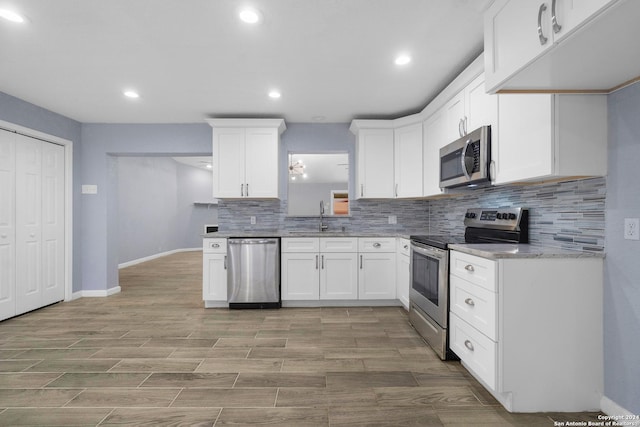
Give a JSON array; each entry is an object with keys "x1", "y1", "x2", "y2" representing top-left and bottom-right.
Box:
[
  {"x1": 15, "y1": 135, "x2": 42, "y2": 315},
  {"x1": 41, "y1": 143, "x2": 65, "y2": 305},
  {"x1": 0, "y1": 130, "x2": 16, "y2": 320}
]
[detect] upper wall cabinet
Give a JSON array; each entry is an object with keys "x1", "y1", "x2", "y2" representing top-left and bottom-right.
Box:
[
  {"x1": 350, "y1": 122, "x2": 423, "y2": 199},
  {"x1": 207, "y1": 119, "x2": 286, "y2": 199},
  {"x1": 484, "y1": 0, "x2": 640, "y2": 93},
  {"x1": 493, "y1": 93, "x2": 607, "y2": 184},
  {"x1": 394, "y1": 123, "x2": 423, "y2": 198},
  {"x1": 352, "y1": 127, "x2": 395, "y2": 199}
]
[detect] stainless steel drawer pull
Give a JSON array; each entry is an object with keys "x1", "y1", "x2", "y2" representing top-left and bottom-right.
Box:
[
  {"x1": 373, "y1": 242, "x2": 381, "y2": 248},
  {"x1": 464, "y1": 298, "x2": 475, "y2": 307},
  {"x1": 321, "y1": 255, "x2": 325, "y2": 269},
  {"x1": 360, "y1": 255, "x2": 363, "y2": 269},
  {"x1": 464, "y1": 340, "x2": 474, "y2": 351},
  {"x1": 223, "y1": 255, "x2": 227, "y2": 270},
  {"x1": 316, "y1": 255, "x2": 319, "y2": 270},
  {"x1": 464, "y1": 264, "x2": 475, "y2": 272},
  {"x1": 551, "y1": 0, "x2": 561, "y2": 33}
]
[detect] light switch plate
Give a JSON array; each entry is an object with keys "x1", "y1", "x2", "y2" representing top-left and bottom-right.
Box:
[
  {"x1": 388, "y1": 215, "x2": 397, "y2": 224},
  {"x1": 81, "y1": 185, "x2": 98, "y2": 194}
]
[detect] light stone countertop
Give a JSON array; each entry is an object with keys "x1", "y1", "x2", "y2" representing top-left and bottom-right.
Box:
[
  {"x1": 203, "y1": 231, "x2": 424, "y2": 239},
  {"x1": 448, "y1": 243, "x2": 605, "y2": 259}
]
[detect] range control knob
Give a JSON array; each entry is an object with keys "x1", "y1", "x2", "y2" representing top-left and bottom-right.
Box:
[
  {"x1": 465, "y1": 212, "x2": 476, "y2": 219},
  {"x1": 508, "y1": 213, "x2": 517, "y2": 220},
  {"x1": 496, "y1": 213, "x2": 503, "y2": 219}
]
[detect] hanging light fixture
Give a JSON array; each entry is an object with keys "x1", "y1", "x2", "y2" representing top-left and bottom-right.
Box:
[{"x1": 288, "y1": 154, "x2": 305, "y2": 179}]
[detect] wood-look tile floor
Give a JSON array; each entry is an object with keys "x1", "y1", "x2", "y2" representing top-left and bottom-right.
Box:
[{"x1": 0, "y1": 251, "x2": 604, "y2": 426}]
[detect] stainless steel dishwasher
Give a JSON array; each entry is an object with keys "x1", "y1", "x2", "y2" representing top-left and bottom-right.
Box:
[{"x1": 227, "y1": 237, "x2": 280, "y2": 308}]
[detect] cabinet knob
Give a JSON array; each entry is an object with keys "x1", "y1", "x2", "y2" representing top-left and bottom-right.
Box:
[
  {"x1": 464, "y1": 298, "x2": 475, "y2": 307},
  {"x1": 29, "y1": 233, "x2": 35, "y2": 238},
  {"x1": 373, "y1": 242, "x2": 381, "y2": 248},
  {"x1": 464, "y1": 340, "x2": 475, "y2": 352},
  {"x1": 464, "y1": 264, "x2": 475, "y2": 272},
  {"x1": 212, "y1": 243, "x2": 220, "y2": 248},
  {"x1": 403, "y1": 245, "x2": 408, "y2": 250}
]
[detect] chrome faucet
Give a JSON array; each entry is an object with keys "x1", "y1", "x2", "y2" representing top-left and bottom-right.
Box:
[{"x1": 319, "y1": 201, "x2": 328, "y2": 232}]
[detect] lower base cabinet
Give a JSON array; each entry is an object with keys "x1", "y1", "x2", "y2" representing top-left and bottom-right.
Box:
[
  {"x1": 202, "y1": 238, "x2": 227, "y2": 305},
  {"x1": 449, "y1": 250, "x2": 603, "y2": 413},
  {"x1": 320, "y1": 252, "x2": 358, "y2": 300},
  {"x1": 359, "y1": 252, "x2": 396, "y2": 299}
]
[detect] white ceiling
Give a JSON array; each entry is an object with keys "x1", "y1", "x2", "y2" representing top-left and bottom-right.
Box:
[{"x1": 0, "y1": 0, "x2": 488, "y2": 124}]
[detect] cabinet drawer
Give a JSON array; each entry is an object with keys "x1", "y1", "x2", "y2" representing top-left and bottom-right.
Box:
[
  {"x1": 358, "y1": 237, "x2": 396, "y2": 252},
  {"x1": 282, "y1": 238, "x2": 320, "y2": 253},
  {"x1": 450, "y1": 312, "x2": 497, "y2": 390},
  {"x1": 397, "y1": 238, "x2": 410, "y2": 256},
  {"x1": 450, "y1": 275, "x2": 497, "y2": 341},
  {"x1": 320, "y1": 237, "x2": 358, "y2": 253},
  {"x1": 450, "y1": 251, "x2": 497, "y2": 292},
  {"x1": 203, "y1": 238, "x2": 227, "y2": 253}
]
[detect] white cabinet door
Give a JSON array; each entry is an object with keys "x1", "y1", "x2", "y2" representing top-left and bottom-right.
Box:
[
  {"x1": 282, "y1": 253, "x2": 319, "y2": 300},
  {"x1": 15, "y1": 135, "x2": 42, "y2": 315},
  {"x1": 356, "y1": 129, "x2": 394, "y2": 199},
  {"x1": 213, "y1": 128, "x2": 245, "y2": 198},
  {"x1": 551, "y1": 0, "x2": 617, "y2": 42},
  {"x1": 245, "y1": 127, "x2": 279, "y2": 198},
  {"x1": 494, "y1": 94, "x2": 554, "y2": 184},
  {"x1": 359, "y1": 252, "x2": 396, "y2": 300},
  {"x1": 465, "y1": 74, "x2": 497, "y2": 133},
  {"x1": 484, "y1": 0, "x2": 555, "y2": 91},
  {"x1": 394, "y1": 123, "x2": 423, "y2": 198},
  {"x1": 320, "y1": 252, "x2": 358, "y2": 300},
  {"x1": 41, "y1": 142, "x2": 65, "y2": 306},
  {"x1": 423, "y1": 109, "x2": 446, "y2": 197},
  {"x1": 202, "y1": 253, "x2": 227, "y2": 301},
  {"x1": 443, "y1": 91, "x2": 466, "y2": 143},
  {"x1": 0, "y1": 131, "x2": 16, "y2": 321}
]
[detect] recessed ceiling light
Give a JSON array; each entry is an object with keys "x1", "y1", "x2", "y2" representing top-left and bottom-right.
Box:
[
  {"x1": 0, "y1": 9, "x2": 25, "y2": 23},
  {"x1": 268, "y1": 90, "x2": 281, "y2": 99},
  {"x1": 394, "y1": 54, "x2": 412, "y2": 66},
  {"x1": 123, "y1": 90, "x2": 140, "y2": 99},
  {"x1": 239, "y1": 8, "x2": 261, "y2": 24}
]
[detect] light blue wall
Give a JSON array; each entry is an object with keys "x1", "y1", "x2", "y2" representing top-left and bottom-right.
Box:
[
  {"x1": 605, "y1": 82, "x2": 640, "y2": 414},
  {"x1": 0, "y1": 91, "x2": 83, "y2": 292},
  {"x1": 117, "y1": 157, "x2": 216, "y2": 264},
  {"x1": 80, "y1": 124, "x2": 211, "y2": 291}
]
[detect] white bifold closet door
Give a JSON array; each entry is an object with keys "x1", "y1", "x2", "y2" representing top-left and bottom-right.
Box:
[
  {"x1": 0, "y1": 129, "x2": 65, "y2": 321},
  {"x1": 0, "y1": 130, "x2": 16, "y2": 320}
]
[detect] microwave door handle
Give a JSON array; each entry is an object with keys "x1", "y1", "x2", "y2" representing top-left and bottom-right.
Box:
[{"x1": 461, "y1": 139, "x2": 472, "y2": 180}]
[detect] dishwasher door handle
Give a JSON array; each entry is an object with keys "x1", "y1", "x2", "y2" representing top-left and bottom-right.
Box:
[{"x1": 228, "y1": 239, "x2": 278, "y2": 245}]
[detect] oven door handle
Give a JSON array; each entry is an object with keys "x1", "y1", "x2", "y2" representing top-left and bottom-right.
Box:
[{"x1": 411, "y1": 243, "x2": 447, "y2": 259}]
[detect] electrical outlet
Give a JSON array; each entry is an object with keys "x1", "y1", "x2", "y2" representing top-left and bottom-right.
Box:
[
  {"x1": 388, "y1": 215, "x2": 397, "y2": 225},
  {"x1": 624, "y1": 218, "x2": 639, "y2": 240},
  {"x1": 250, "y1": 216, "x2": 256, "y2": 225}
]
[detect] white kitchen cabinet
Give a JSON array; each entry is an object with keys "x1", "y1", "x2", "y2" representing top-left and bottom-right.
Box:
[
  {"x1": 358, "y1": 238, "x2": 396, "y2": 300},
  {"x1": 449, "y1": 249, "x2": 603, "y2": 412},
  {"x1": 282, "y1": 253, "x2": 319, "y2": 300},
  {"x1": 320, "y1": 252, "x2": 359, "y2": 300},
  {"x1": 353, "y1": 127, "x2": 395, "y2": 199},
  {"x1": 281, "y1": 237, "x2": 358, "y2": 301},
  {"x1": 208, "y1": 119, "x2": 286, "y2": 199},
  {"x1": 493, "y1": 93, "x2": 607, "y2": 185},
  {"x1": 393, "y1": 123, "x2": 423, "y2": 198},
  {"x1": 422, "y1": 109, "x2": 446, "y2": 197},
  {"x1": 1, "y1": 130, "x2": 65, "y2": 321},
  {"x1": 442, "y1": 91, "x2": 466, "y2": 144},
  {"x1": 396, "y1": 238, "x2": 410, "y2": 310},
  {"x1": 484, "y1": 0, "x2": 632, "y2": 92},
  {"x1": 281, "y1": 237, "x2": 320, "y2": 301},
  {"x1": 202, "y1": 238, "x2": 227, "y2": 305}
]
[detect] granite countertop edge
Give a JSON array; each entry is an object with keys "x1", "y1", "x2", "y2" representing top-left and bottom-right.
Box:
[
  {"x1": 448, "y1": 243, "x2": 605, "y2": 259},
  {"x1": 202, "y1": 231, "x2": 422, "y2": 239}
]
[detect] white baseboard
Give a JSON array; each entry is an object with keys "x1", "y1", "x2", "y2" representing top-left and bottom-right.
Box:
[
  {"x1": 601, "y1": 395, "x2": 640, "y2": 426},
  {"x1": 118, "y1": 247, "x2": 201, "y2": 269},
  {"x1": 72, "y1": 286, "x2": 122, "y2": 298}
]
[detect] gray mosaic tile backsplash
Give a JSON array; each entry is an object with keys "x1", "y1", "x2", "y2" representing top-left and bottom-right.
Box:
[{"x1": 218, "y1": 177, "x2": 605, "y2": 252}]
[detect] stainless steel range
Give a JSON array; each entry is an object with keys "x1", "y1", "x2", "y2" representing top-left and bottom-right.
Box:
[{"x1": 408, "y1": 207, "x2": 529, "y2": 360}]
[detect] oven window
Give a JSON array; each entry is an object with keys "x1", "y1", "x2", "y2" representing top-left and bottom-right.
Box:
[{"x1": 412, "y1": 251, "x2": 439, "y2": 305}]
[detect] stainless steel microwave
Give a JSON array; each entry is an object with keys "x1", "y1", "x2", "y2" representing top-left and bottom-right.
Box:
[{"x1": 439, "y1": 125, "x2": 491, "y2": 189}]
